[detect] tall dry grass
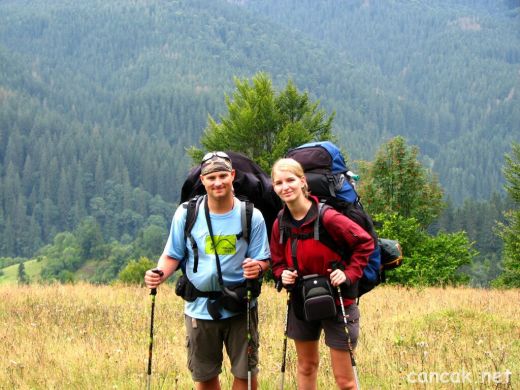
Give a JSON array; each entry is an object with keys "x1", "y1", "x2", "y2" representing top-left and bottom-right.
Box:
[{"x1": 1, "y1": 283, "x2": 518, "y2": 389}]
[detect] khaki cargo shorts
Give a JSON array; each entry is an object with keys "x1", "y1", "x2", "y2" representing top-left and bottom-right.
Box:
[{"x1": 185, "y1": 307, "x2": 259, "y2": 382}]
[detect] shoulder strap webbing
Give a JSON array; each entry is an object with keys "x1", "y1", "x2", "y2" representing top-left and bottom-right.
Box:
[
  {"x1": 277, "y1": 202, "x2": 326, "y2": 244},
  {"x1": 277, "y1": 209, "x2": 285, "y2": 244},
  {"x1": 184, "y1": 195, "x2": 205, "y2": 273},
  {"x1": 237, "y1": 200, "x2": 254, "y2": 244},
  {"x1": 290, "y1": 238, "x2": 300, "y2": 272},
  {"x1": 314, "y1": 202, "x2": 326, "y2": 241},
  {"x1": 314, "y1": 202, "x2": 347, "y2": 259}
]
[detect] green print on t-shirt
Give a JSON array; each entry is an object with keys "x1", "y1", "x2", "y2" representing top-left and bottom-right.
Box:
[{"x1": 205, "y1": 235, "x2": 237, "y2": 255}]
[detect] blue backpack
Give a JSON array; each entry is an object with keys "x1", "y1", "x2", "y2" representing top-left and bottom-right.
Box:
[
  {"x1": 286, "y1": 141, "x2": 402, "y2": 298},
  {"x1": 287, "y1": 141, "x2": 358, "y2": 203}
]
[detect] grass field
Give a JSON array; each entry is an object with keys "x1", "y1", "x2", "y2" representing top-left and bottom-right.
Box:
[
  {"x1": 0, "y1": 259, "x2": 45, "y2": 285},
  {"x1": 0, "y1": 283, "x2": 518, "y2": 389}
]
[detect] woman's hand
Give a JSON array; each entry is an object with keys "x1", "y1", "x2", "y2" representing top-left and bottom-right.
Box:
[
  {"x1": 281, "y1": 269, "x2": 298, "y2": 286},
  {"x1": 329, "y1": 269, "x2": 349, "y2": 287}
]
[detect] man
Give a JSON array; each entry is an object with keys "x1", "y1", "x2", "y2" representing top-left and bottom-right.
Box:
[{"x1": 144, "y1": 151, "x2": 270, "y2": 390}]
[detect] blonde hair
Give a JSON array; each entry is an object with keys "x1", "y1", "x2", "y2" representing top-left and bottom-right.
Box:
[{"x1": 271, "y1": 158, "x2": 309, "y2": 198}]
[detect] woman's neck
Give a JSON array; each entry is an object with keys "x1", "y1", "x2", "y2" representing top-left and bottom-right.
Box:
[{"x1": 286, "y1": 197, "x2": 312, "y2": 221}]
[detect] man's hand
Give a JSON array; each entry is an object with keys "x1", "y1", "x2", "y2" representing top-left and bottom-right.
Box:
[
  {"x1": 144, "y1": 268, "x2": 164, "y2": 289},
  {"x1": 242, "y1": 258, "x2": 264, "y2": 279}
]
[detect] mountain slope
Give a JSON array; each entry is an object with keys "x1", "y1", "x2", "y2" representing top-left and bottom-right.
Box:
[
  {"x1": 244, "y1": 0, "x2": 520, "y2": 200},
  {"x1": 0, "y1": 0, "x2": 518, "y2": 257}
]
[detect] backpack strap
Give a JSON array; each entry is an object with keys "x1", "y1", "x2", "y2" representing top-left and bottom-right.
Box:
[
  {"x1": 314, "y1": 201, "x2": 326, "y2": 241},
  {"x1": 314, "y1": 202, "x2": 349, "y2": 260},
  {"x1": 326, "y1": 174, "x2": 338, "y2": 198},
  {"x1": 277, "y1": 202, "x2": 328, "y2": 244},
  {"x1": 184, "y1": 195, "x2": 205, "y2": 273},
  {"x1": 236, "y1": 200, "x2": 254, "y2": 245},
  {"x1": 290, "y1": 236, "x2": 300, "y2": 271}
]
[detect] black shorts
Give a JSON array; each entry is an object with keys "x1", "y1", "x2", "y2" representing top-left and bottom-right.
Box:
[{"x1": 287, "y1": 303, "x2": 360, "y2": 350}]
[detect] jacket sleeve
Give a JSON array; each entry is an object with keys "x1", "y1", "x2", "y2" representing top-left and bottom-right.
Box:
[
  {"x1": 322, "y1": 209, "x2": 375, "y2": 284},
  {"x1": 269, "y1": 217, "x2": 287, "y2": 280}
]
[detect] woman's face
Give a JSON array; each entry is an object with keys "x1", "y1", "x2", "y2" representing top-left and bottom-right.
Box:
[{"x1": 272, "y1": 168, "x2": 305, "y2": 203}]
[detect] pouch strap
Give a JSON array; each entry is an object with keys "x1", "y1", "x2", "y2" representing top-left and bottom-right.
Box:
[
  {"x1": 204, "y1": 196, "x2": 225, "y2": 289},
  {"x1": 290, "y1": 238, "x2": 300, "y2": 273}
]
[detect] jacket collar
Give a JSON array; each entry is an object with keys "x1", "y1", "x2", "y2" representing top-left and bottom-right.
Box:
[{"x1": 280, "y1": 195, "x2": 320, "y2": 228}]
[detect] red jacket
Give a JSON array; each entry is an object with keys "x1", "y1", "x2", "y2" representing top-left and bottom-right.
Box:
[{"x1": 270, "y1": 196, "x2": 375, "y2": 305}]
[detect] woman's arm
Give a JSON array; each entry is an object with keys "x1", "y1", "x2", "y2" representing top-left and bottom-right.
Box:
[{"x1": 323, "y1": 210, "x2": 375, "y2": 284}]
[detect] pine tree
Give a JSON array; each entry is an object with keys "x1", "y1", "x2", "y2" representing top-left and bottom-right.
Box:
[
  {"x1": 493, "y1": 143, "x2": 520, "y2": 287},
  {"x1": 190, "y1": 72, "x2": 334, "y2": 172},
  {"x1": 359, "y1": 136, "x2": 444, "y2": 228},
  {"x1": 17, "y1": 261, "x2": 29, "y2": 285}
]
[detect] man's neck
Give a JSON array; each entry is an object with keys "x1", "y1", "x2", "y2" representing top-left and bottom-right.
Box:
[{"x1": 207, "y1": 195, "x2": 235, "y2": 214}]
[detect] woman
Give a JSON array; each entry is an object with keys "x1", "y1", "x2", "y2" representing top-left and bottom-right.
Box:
[{"x1": 270, "y1": 158, "x2": 374, "y2": 390}]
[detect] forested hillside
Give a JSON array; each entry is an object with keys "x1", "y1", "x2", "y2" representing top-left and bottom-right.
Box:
[
  {"x1": 245, "y1": 0, "x2": 520, "y2": 201},
  {"x1": 0, "y1": 0, "x2": 518, "y2": 259}
]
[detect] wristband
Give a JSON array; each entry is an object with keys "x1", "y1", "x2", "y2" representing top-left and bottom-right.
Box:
[{"x1": 257, "y1": 263, "x2": 264, "y2": 278}]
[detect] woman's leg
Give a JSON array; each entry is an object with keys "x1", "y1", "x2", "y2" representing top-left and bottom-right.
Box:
[
  {"x1": 294, "y1": 339, "x2": 320, "y2": 390},
  {"x1": 330, "y1": 348, "x2": 357, "y2": 390}
]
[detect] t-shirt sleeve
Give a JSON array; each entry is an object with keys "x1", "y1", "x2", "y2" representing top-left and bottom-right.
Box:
[
  {"x1": 247, "y1": 208, "x2": 271, "y2": 261},
  {"x1": 164, "y1": 205, "x2": 188, "y2": 261}
]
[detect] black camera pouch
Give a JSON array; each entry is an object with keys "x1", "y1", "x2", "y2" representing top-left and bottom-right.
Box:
[{"x1": 300, "y1": 274, "x2": 337, "y2": 321}]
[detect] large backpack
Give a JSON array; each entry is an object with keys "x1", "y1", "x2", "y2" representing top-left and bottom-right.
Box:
[{"x1": 285, "y1": 141, "x2": 403, "y2": 298}]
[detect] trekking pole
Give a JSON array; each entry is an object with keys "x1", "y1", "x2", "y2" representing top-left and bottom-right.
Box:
[
  {"x1": 332, "y1": 264, "x2": 360, "y2": 390},
  {"x1": 278, "y1": 284, "x2": 291, "y2": 390},
  {"x1": 146, "y1": 269, "x2": 164, "y2": 390},
  {"x1": 276, "y1": 270, "x2": 294, "y2": 390},
  {"x1": 246, "y1": 279, "x2": 253, "y2": 390}
]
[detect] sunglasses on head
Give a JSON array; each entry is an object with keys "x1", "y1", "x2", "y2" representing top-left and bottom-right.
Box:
[{"x1": 201, "y1": 151, "x2": 231, "y2": 163}]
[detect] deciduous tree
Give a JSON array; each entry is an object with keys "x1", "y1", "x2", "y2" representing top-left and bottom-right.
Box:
[{"x1": 376, "y1": 213, "x2": 475, "y2": 286}]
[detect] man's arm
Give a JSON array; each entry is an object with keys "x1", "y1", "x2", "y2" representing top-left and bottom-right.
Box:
[{"x1": 243, "y1": 208, "x2": 271, "y2": 279}]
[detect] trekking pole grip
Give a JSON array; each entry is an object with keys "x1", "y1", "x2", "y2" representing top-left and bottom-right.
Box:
[
  {"x1": 278, "y1": 267, "x2": 296, "y2": 292},
  {"x1": 150, "y1": 269, "x2": 164, "y2": 296}
]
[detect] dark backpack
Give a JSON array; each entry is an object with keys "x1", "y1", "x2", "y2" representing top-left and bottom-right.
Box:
[
  {"x1": 286, "y1": 141, "x2": 358, "y2": 203},
  {"x1": 285, "y1": 141, "x2": 403, "y2": 298}
]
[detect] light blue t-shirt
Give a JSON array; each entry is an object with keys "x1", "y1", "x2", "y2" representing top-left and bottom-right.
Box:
[{"x1": 164, "y1": 196, "x2": 270, "y2": 319}]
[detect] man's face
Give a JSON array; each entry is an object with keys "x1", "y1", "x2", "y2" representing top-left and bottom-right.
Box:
[{"x1": 200, "y1": 170, "x2": 235, "y2": 200}]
